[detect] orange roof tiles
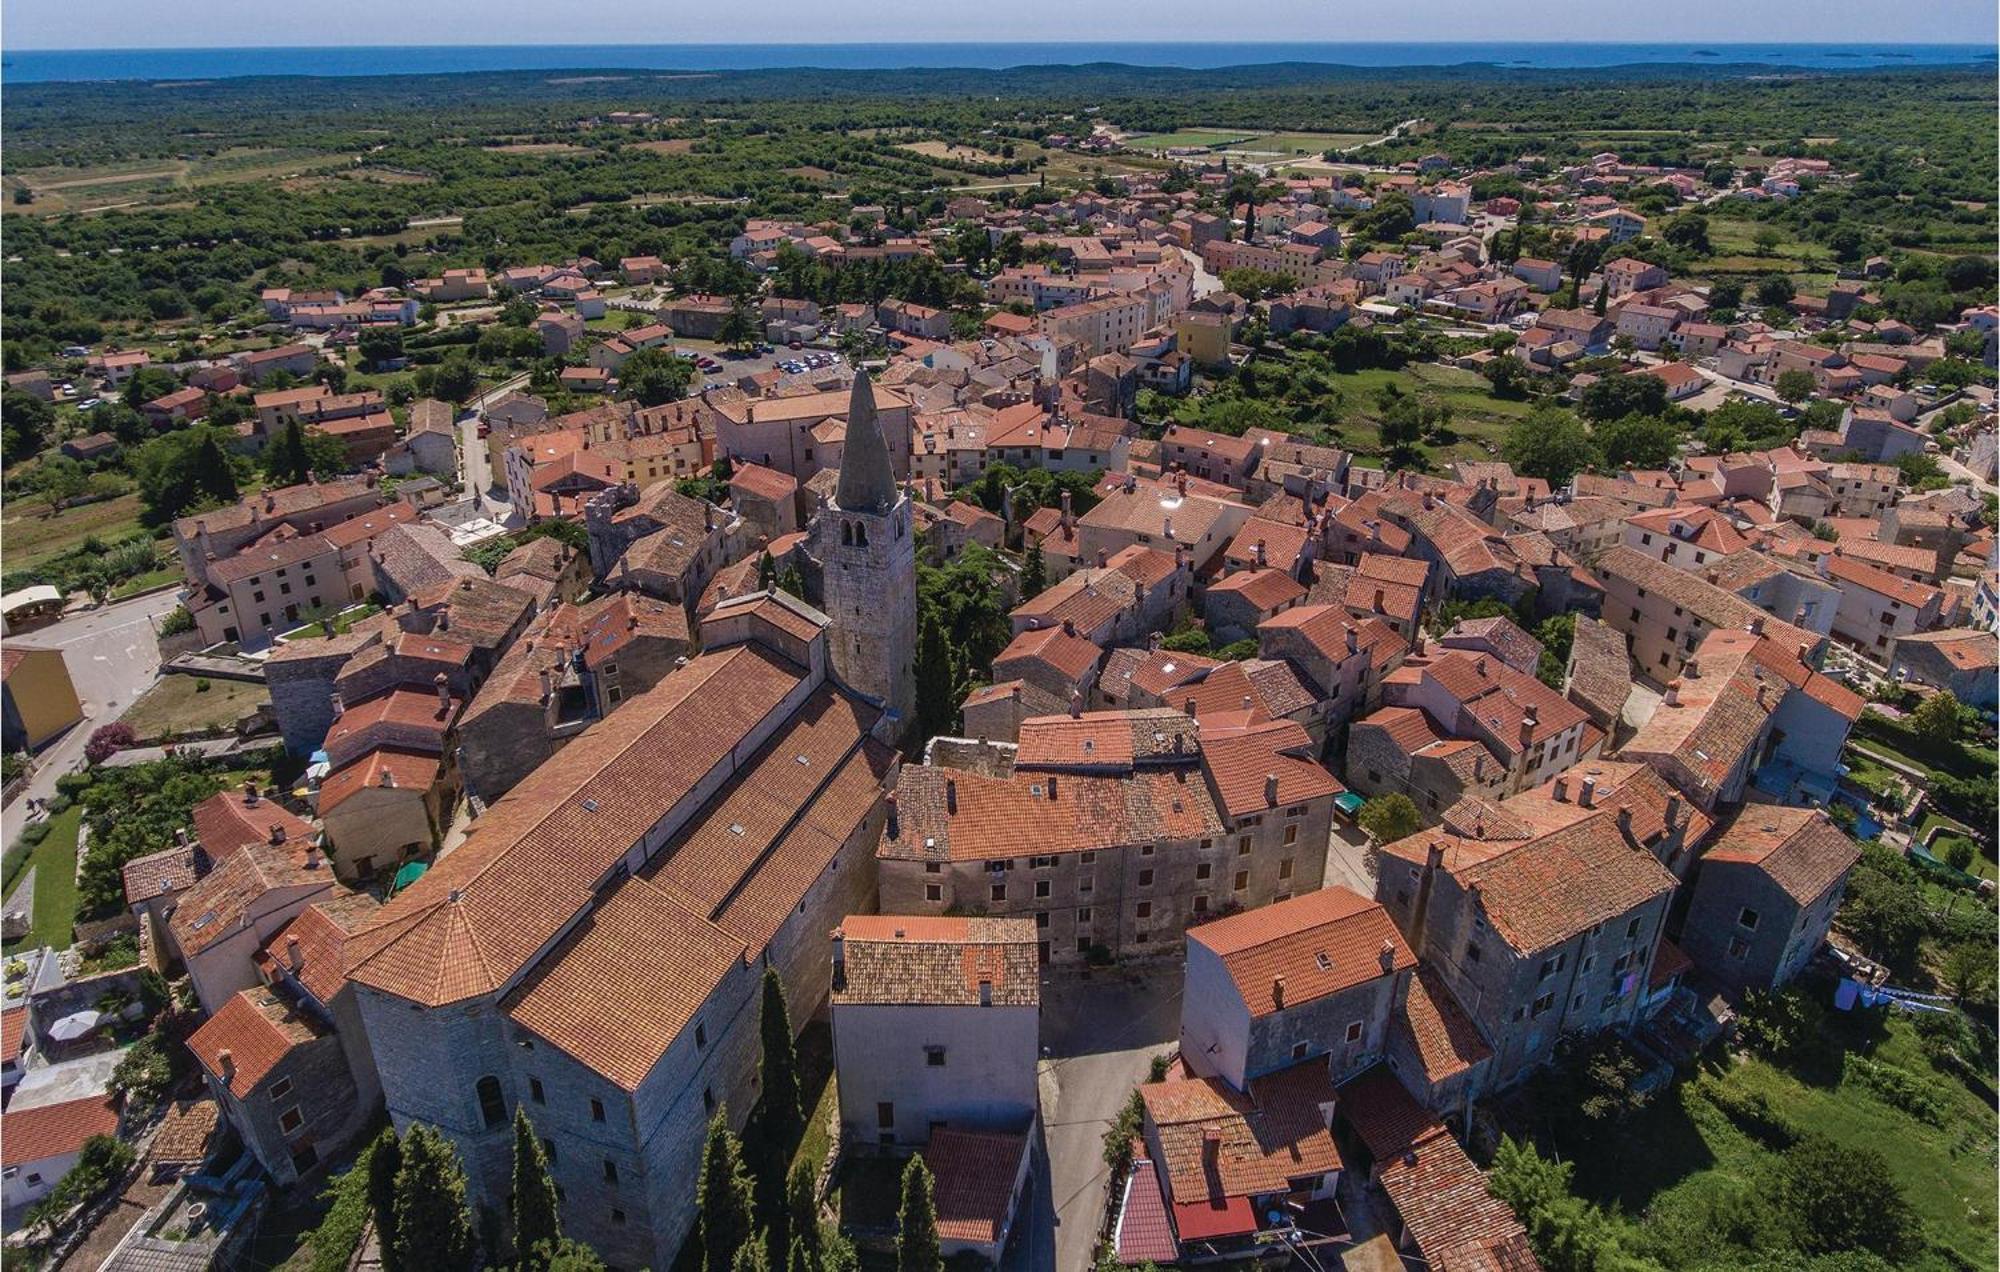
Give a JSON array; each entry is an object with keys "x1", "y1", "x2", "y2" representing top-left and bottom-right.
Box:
[
  {"x1": 832, "y1": 915, "x2": 1040, "y2": 1007},
  {"x1": 186, "y1": 988, "x2": 326, "y2": 1098},
  {"x1": 1190, "y1": 886, "x2": 1413, "y2": 1016},
  {"x1": 1392, "y1": 966, "x2": 1492, "y2": 1085},
  {"x1": 1142, "y1": 1067, "x2": 1341, "y2": 1204},
  {"x1": 1704, "y1": 807, "x2": 1861, "y2": 906},
  {"x1": 1, "y1": 1091, "x2": 121, "y2": 1168},
  {"x1": 923, "y1": 1127, "x2": 1032, "y2": 1244}
]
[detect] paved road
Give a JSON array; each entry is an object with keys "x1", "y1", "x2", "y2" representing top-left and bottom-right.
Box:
[
  {"x1": 461, "y1": 372, "x2": 531, "y2": 523},
  {"x1": 2, "y1": 588, "x2": 183, "y2": 849},
  {"x1": 1028, "y1": 962, "x2": 1183, "y2": 1272}
]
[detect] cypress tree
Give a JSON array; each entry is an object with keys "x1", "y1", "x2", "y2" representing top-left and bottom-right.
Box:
[
  {"x1": 1020, "y1": 541, "x2": 1047, "y2": 598},
  {"x1": 757, "y1": 551, "x2": 778, "y2": 589},
  {"x1": 393, "y1": 1123, "x2": 476, "y2": 1272},
  {"x1": 511, "y1": 1109, "x2": 563, "y2": 1268},
  {"x1": 191, "y1": 430, "x2": 239, "y2": 504},
  {"x1": 786, "y1": 1161, "x2": 821, "y2": 1272},
  {"x1": 539, "y1": 1239, "x2": 607, "y2": 1271},
  {"x1": 731, "y1": 1242, "x2": 771, "y2": 1272},
  {"x1": 895, "y1": 1156, "x2": 941, "y2": 1272},
  {"x1": 786, "y1": 1236, "x2": 815, "y2": 1272},
  {"x1": 1592, "y1": 283, "x2": 1607, "y2": 316},
  {"x1": 776, "y1": 563, "x2": 807, "y2": 600},
  {"x1": 367, "y1": 1127, "x2": 403, "y2": 1272},
  {"x1": 757, "y1": 967, "x2": 803, "y2": 1198},
  {"x1": 912, "y1": 610, "x2": 958, "y2": 748},
  {"x1": 266, "y1": 418, "x2": 313, "y2": 485},
  {"x1": 697, "y1": 1110, "x2": 756, "y2": 1272}
]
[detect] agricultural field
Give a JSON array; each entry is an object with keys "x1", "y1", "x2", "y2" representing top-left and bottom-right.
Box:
[
  {"x1": 895, "y1": 139, "x2": 1012, "y2": 164},
  {"x1": 120, "y1": 675, "x2": 270, "y2": 743},
  {"x1": 0, "y1": 490, "x2": 147, "y2": 571},
  {"x1": 3, "y1": 146, "x2": 354, "y2": 215},
  {"x1": 1332, "y1": 363, "x2": 1535, "y2": 465}
]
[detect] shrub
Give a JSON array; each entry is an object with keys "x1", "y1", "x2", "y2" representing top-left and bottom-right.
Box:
[
  {"x1": 24, "y1": 1134, "x2": 135, "y2": 1230},
  {"x1": 1844, "y1": 1057, "x2": 1949, "y2": 1126},
  {"x1": 84, "y1": 723, "x2": 137, "y2": 765}
]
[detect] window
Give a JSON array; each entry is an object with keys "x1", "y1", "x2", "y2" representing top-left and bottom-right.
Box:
[
  {"x1": 1286, "y1": 804, "x2": 1306, "y2": 817},
  {"x1": 695, "y1": 1022, "x2": 707, "y2": 1049},
  {"x1": 1036, "y1": 911, "x2": 1049, "y2": 928},
  {"x1": 991, "y1": 883, "x2": 1007, "y2": 902},
  {"x1": 1465, "y1": 941, "x2": 1481, "y2": 963},
  {"x1": 1139, "y1": 843, "x2": 1155, "y2": 856},
  {"x1": 280, "y1": 1106, "x2": 304, "y2": 1134},
  {"x1": 1292, "y1": 1041, "x2": 1310, "y2": 1060},
  {"x1": 926, "y1": 1046, "x2": 948, "y2": 1067},
  {"x1": 529, "y1": 1078, "x2": 546, "y2": 1105},
  {"x1": 1612, "y1": 951, "x2": 1633, "y2": 975},
  {"x1": 1531, "y1": 992, "x2": 1556, "y2": 1018},
  {"x1": 611, "y1": 1209, "x2": 627, "y2": 1225},
  {"x1": 1193, "y1": 894, "x2": 1208, "y2": 913},
  {"x1": 877, "y1": 1102, "x2": 895, "y2": 1129},
  {"x1": 1737, "y1": 907, "x2": 1760, "y2": 931},
  {"x1": 1138, "y1": 869, "x2": 1154, "y2": 887},
  {"x1": 1233, "y1": 870, "x2": 1249, "y2": 891},
  {"x1": 590, "y1": 1098, "x2": 606, "y2": 1123},
  {"x1": 1237, "y1": 837, "x2": 1252, "y2": 856},
  {"x1": 1345, "y1": 1021, "x2": 1364, "y2": 1043},
  {"x1": 1728, "y1": 936, "x2": 1750, "y2": 959},
  {"x1": 1279, "y1": 858, "x2": 1294, "y2": 880},
  {"x1": 1135, "y1": 901, "x2": 1152, "y2": 919},
  {"x1": 926, "y1": 884, "x2": 942, "y2": 902},
  {"x1": 270, "y1": 1077, "x2": 294, "y2": 1101},
  {"x1": 1080, "y1": 851, "x2": 1096, "y2": 864},
  {"x1": 544, "y1": 1138, "x2": 559, "y2": 1164},
  {"x1": 603, "y1": 1160, "x2": 619, "y2": 1184},
  {"x1": 476, "y1": 1076, "x2": 506, "y2": 1129},
  {"x1": 1538, "y1": 953, "x2": 1565, "y2": 981},
  {"x1": 1078, "y1": 876, "x2": 1093, "y2": 895},
  {"x1": 1283, "y1": 825, "x2": 1298, "y2": 846},
  {"x1": 1036, "y1": 880, "x2": 1051, "y2": 898},
  {"x1": 1626, "y1": 917, "x2": 1643, "y2": 940}
]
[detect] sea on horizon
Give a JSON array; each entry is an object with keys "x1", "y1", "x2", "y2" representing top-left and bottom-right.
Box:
[{"x1": 3, "y1": 40, "x2": 1995, "y2": 84}]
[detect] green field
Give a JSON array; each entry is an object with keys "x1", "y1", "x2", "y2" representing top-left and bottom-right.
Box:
[
  {"x1": 1553, "y1": 1014, "x2": 1997, "y2": 1271},
  {"x1": 2, "y1": 807, "x2": 82, "y2": 954},
  {"x1": 0, "y1": 490, "x2": 148, "y2": 571},
  {"x1": 1123, "y1": 128, "x2": 1257, "y2": 149},
  {"x1": 1329, "y1": 363, "x2": 1535, "y2": 465}
]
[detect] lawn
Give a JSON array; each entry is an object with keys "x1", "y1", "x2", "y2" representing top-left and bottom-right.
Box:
[
  {"x1": 1549, "y1": 1013, "x2": 1996, "y2": 1270},
  {"x1": 2, "y1": 806, "x2": 82, "y2": 954},
  {"x1": 1326, "y1": 363, "x2": 1535, "y2": 466},
  {"x1": 1123, "y1": 128, "x2": 1257, "y2": 150},
  {"x1": 120, "y1": 675, "x2": 270, "y2": 743},
  {"x1": 0, "y1": 491, "x2": 148, "y2": 571},
  {"x1": 1224, "y1": 130, "x2": 1377, "y2": 155}
]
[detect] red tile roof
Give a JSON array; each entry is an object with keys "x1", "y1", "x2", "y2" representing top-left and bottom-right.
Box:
[
  {"x1": 922, "y1": 1127, "x2": 1031, "y2": 1244},
  {"x1": 1, "y1": 1091, "x2": 121, "y2": 1167},
  {"x1": 185, "y1": 988, "x2": 325, "y2": 1097},
  {"x1": 1190, "y1": 885, "x2": 1413, "y2": 1016},
  {"x1": 1703, "y1": 807, "x2": 1861, "y2": 906}
]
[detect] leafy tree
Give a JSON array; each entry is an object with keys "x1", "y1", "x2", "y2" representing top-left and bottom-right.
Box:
[
  {"x1": 1777, "y1": 1135, "x2": 1920, "y2": 1260},
  {"x1": 1487, "y1": 1136, "x2": 1644, "y2": 1272},
  {"x1": 1593, "y1": 413, "x2": 1680, "y2": 468},
  {"x1": 358, "y1": 325, "x2": 405, "y2": 368},
  {"x1": 1579, "y1": 374, "x2": 1669, "y2": 424},
  {"x1": 1661, "y1": 213, "x2": 1711, "y2": 255},
  {"x1": 512, "y1": 1109, "x2": 563, "y2": 1268},
  {"x1": 1378, "y1": 393, "x2": 1427, "y2": 466},
  {"x1": 1774, "y1": 369, "x2": 1816, "y2": 403},
  {"x1": 776, "y1": 563, "x2": 807, "y2": 601},
  {"x1": 2, "y1": 389, "x2": 55, "y2": 464},
  {"x1": 1756, "y1": 274, "x2": 1797, "y2": 308},
  {"x1": 895, "y1": 1156, "x2": 941, "y2": 1272},
  {"x1": 1503, "y1": 406, "x2": 1598, "y2": 485},
  {"x1": 912, "y1": 609, "x2": 960, "y2": 750},
  {"x1": 619, "y1": 347, "x2": 696, "y2": 406},
  {"x1": 369, "y1": 1128, "x2": 404, "y2": 1272},
  {"x1": 1358, "y1": 794, "x2": 1420, "y2": 844},
  {"x1": 1839, "y1": 843, "x2": 1928, "y2": 970},
  {"x1": 264, "y1": 418, "x2": 349, "y2": 484},
  {"x1": 1908, "y1": 689, "x2": 1962, "y2": 745},
  {"x1": 85, "y1": 722, "x2": 137, "y2": 765},
  {"x1": 1159, "y1": 629, "x2": 1212, "y2": 655},
  {"x1": 718, "y1": 299, "x2": 758, "y2": 352},
  {"x1": 536, "y1": 1240, "x2": 608, "y2": 1272},
  {"x1": 393, "y1": 1123, "x2": 476, "y2": 1272},
  {"x1": 431, "y1": 353, "x2": 480, "y2": 403},
  {"x1": 698, "y1": 1111, "x2": 756, "y2": 1272},
  {"x1": 110, "y1": 1033, "x2": 177, "y2": 1105},
  {"x1": 131, "y1": 425, "x2": 241, "y2": 524}
]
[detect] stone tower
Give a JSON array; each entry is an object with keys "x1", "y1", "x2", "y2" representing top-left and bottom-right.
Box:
[{"x1": 813, "y1": 371, "x2": 916, "y2": 727}]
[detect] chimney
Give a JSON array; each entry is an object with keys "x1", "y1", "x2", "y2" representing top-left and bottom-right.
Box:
[
  {"x1": 884, "y1": 793, "x2": 899, "y2": 840},
  {"x1": 1475, "y1": 657, "x2": 1487, "y2": 677},
  {"x1": 1579, "y1": 775, "x2": 1597, "y2": 808},
  {"x1": 1749, "y1": 615, "x2": 1766, "y2": 636},
  {"x1": 330, "y1": 692, "x2": 345, "y2": 719},
  {"x1": 1148, "y1": 631, "x2": 1163, "y2": 652},
  {"x1": 1095, "y1": 548, "x2": 1108, "y2": 567},
  {"x1": 945, "y1": 778, "x2": 958, "y2": 816},
  {"x1": 174, "y1": 827, "x2": 191, "y2": 847},
  {"x1": 1060, "y1": 490, "x2": 1074, "y2": 531},
  {"x1": 268, "y1": 823, "x2": 287, "y2": 846},
  {"x1": 1663, "y1": 680, "x2": 1681, "y2": 708},
  {"x1": 1756, "y1": 682, "x2": 1768, "y2": 707},
  {"x1": 1553, "y1": 775, "x2": 1569, "y2": 803},
  {"x1": 380, "y1": 768, "x2": 395, "y2": 788},
  {"x1": 242, "y1": 781, "x2": 259, "y2": 805},
  {"x1": 1617, "y1": 806, "x2": 1634, "y2": 841},
  {"x1": 286, "y1": 935, "x2": 303, "y2": 972},
  {"x1": 1062, "y1": 618, "x2": 1076, "y2": 637},
  {"x1": 1271, "y1": 975, "x2": 1287, "y2": 1011},
  {"x1": 1378, "y1": 939, "x2": 1398, "y2": 974},
  {"x1": 1184, "y1": 696, "x2": 1197, "y2": 717},
  {"x1": 1372, "y1": 588, "x2": 1385, "y2": 613},
  {"x1": 1664, "y1": 794, "x2": 1682, "y2": 830},
  {"x1": 1254, "y1": 538, "x2": 1268, "y2": 567},
  {"x1": 217, "y1": 1049, "x2": 236, "y2": 1082},
  {"x1": 1345, "y1": 626, "x2": 1358, "y2": 655},
  {"x1": 436, "y1": 612, "x2": 450, "y2": 632},
  {"x1": 1069, "y1": 689, "x2": 1083, "y2": 719},
  {"x1": 831, "y1": 928, "x2": 847, "y2": 991},
  {"x1": 435, "y1": 672, "x2": 451, "y2": 710},
  {"x1": 978, "y1": 978, "x2": 993, "y2": 1007},
  {"x1": 1163, "y1": 515, "x2": 1174, "y2": 540},
  {"x1": 1265, "y1": 773, "x2": 1279, "y2": 806},
  {"x1": 1684, "y1": 657, "x2": 1700, "y2": 679}
]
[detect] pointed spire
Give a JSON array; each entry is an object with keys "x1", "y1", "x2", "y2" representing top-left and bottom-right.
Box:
[{"x1": 834, "y1": 369, "x2": 896, "y2": 515}]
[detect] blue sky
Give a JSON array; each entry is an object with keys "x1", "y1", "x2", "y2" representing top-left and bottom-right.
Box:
[{"x1": 4, "y1": 0, "x2": 1995, "y2": 48}]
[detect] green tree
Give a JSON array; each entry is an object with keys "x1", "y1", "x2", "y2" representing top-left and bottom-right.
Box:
[
  {"x1": 512, "y1": 1109, "x2": 563, "y2": 1268},
  {"x1": 895, "y1": 1156, "x2": 941, "y2": 1272},
  {"x1": 1661, "y1": 213, "x2": 1711, "y2": 255},
  {"x1": 1503, "y1": 406, "x2": 1598, "y2": 486},
  {"x1": 619, "y1": 347, "x2": 696, "y2": 406},
  {"x1": 1778, "y1": 1135, "x2": 1920, "y2": 1259},
  {"x1": 912, "y1": 608, "x2": 960, "y2": 749},
  {"x1": 432, "y1": 354, "x2": 480, "y2": 403},
  {"x1": 536, "y1": 1240, "x2": 608, "y2": 1272},
  {"x1": 1020, "y1": 541, "x2": 1047, "y2": 597},
  {"x1": 757, "y1": 968, "x2": 804, "y2": 1179},
  {"x1": 131, "y1": 425, "x2": 241, "y2": 524},
  {"x1": 1579, "y1": 374, "x2": 1669, "y2": 424},
  {"x1": 393, "y1": 1123, "x2": 477, "y2": 1272},
  {"x1": 2, "y1": 389, "x2": 55, "y2": 464},
  {"x1": 718, "y1": 300, "x2": 759, "y2": 353},
  {"x1": 1908, "y1": 689, "x2": 1961, "y2": 745},
  {"x1": 698, "y1": 1111, "x2": 756, "y2": 1272},
  {"x1": 1358, "y1": 794, "x2": 1421, "y2": 844},
  {"x1": 369, "y1": 1127, "x2": 404, "y2": 1272},
  {"x1": 785, "y1": 1162, "x2": 822, "y2": 1272},
  {"x1": 1487, "y1": 1136, "x2": 1643, "y2": 1272},
  {"x1": 1774, "y1": 368, "x2": 1816, "y2": 403},
  {"x1": 1593, "y1": 414, "x2": 1680, "y2": 468}
]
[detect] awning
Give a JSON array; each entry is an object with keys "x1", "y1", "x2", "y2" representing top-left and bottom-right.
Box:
[
  {"x1": 1334, "y1": 792, "x2": 1366, "y2": 816},
  {"x1": 1171, "y1": 1195, "x2": 1259, "y2": 1242}
]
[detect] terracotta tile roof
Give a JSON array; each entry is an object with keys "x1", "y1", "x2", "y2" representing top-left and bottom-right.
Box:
[
  {"x1": 1414, "y1": 650, "x2": 1590, "y2": 752},
  {"x1": 1621, "y1": 630, "x2": 1782, "y2": 794},
  {"x1": 1142, "y1": 1066, "x2": 1341, "y2": 1204},
  {"x1": 1224, "y1": 518, "x2": 1311, "y2": 572},
  {"x1": 186, "y1": 987, "x2": 327, "y2": 1098},
  {"x1": 316, "y1": 747, "x2": 441, "y2": 815},
  {"x1": 1190, "y1": 886, "x2": 1412, "y2": 1017},
  {"x1": 1097, "y1": 647, "x2": 1222, "y2": 705},
  {"x1": 923, "y1": 1127, "x2": 1031, "y2": 1244},
  {"x1": 172, "y1": 477, "x2": 381, "y2": 541},
  {"x1": 2, "y1": 1005, "x2": 26, "y2": 1063},
  {"x1": 1208, "y1": 568, "x2": 1306, "y2": 611},
  {"x1": 192, "y1": 789, "x2": 316, "y2": 857},
  {"x1": 1564, "y1": 615, "x2": 1632, "y2": 722},
  {"x1": 1, "y1": 1091, "x2": 121, "y2": 1167},
  {"x1": 832, "y1": 916, "x2": 1039, "y2": 1007},
  {"x1": 1392, "y1": 966, "x2": 1493, "y2": 1085},
  {"x1": 1014, "y1": 709, "x2": 1202, "y2": 770},
  {"x1": 1894, "y1": 629, "x2": 2000, "y2": 672},
  {"x1": 880, "y1": 761, "x2": 1224, "y2": 865},
  {"x1": 992, "y1": 624, "x2": 1104, "y2": 686},
  {"x1": 148, "y1": 1097, "x2": 221, "y2": 1168},
  {"x1": 1824, "y1": 554, "x2": 1942, "y2": 609},
  {"x1": 320, "y1": 503, "x2": 418, "y2": 549},
  {"x1": 1597, "y1": 546, "x2": 1818, "y2": 661},
  {"x1": 170, "y1": 839, "x2": 337, "y2": 957},
  {"x1": 122, "y1": 843, "x2": 207, "y2": 906},
  {"x1": 255, "y1": 896, "x2": 379, "y2": 1006},
  {"x1": 1453, "y1": 812, "x2": 1676, "y2": 954},
  {"x1": 1703, "y1": 807, "x2": 1861, "y2": 906},
  {"x1": 1196, "y1": 718, "x2": 1343, "y2": 818},
  {"x1": 345, "y1": 643, "x2": 807, "y2": 1007},
  {"x1": 1355, "y1": 705, "x2": 1447, "y2": 755},
  {"x1": 1439, "y1": 617, "x2": 1544, "y2": 676},
  {"x1": 501, "y1": 876, "x2": 746, "y2": 1091},
  {"x1": 1115, "y1": 1150, "x2": 1180, "y2": 1264},
  {"x1": 1012, "y1": 567, "x2": 1139, "y2": 637}
]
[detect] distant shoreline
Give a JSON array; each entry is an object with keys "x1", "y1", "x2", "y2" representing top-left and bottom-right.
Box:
[{"x1": 5, "y1": 40, "x2": 1994, "y2": 85}]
